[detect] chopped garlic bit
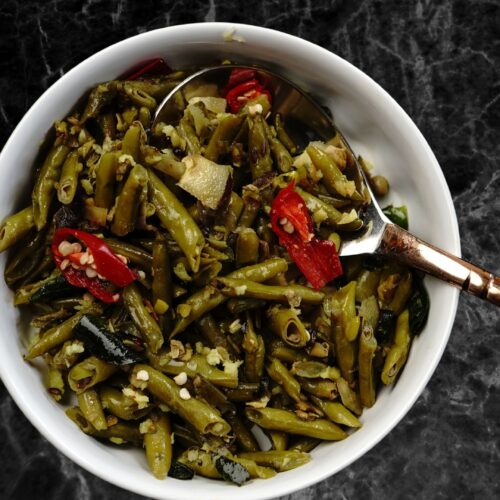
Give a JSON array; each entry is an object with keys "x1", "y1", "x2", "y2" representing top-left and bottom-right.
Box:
[
  {"x1": 247, "y1": 103, "x2": 263, "y2": 116},
  {"x1": 223, "y1": 359, "x2": 243, "y2": 377},
  {"x1": 109, "y1": 437, "x2": 125, "y2": 445},
  {"x1": 285, "y1": 290, "x2": 302, "y2": 309},
  {"x1": 169, "y1": 339, "x2": 185, "y2": 360},
  {"x1": 206, "y1": 348, "x2": 223, "y2": 366},
  {"x1": 174, "y1": 372, "x2": 188, "y2": 385},
  {"x1": 139, "y1": 418, "x2": 157, "y2": 434},
  {"x1": 234, "y1": 285, "x2": 247, "y2": 296},
  {"x1": 222, "y1": 27, "x2": 245, "y2": 43},
  {"x1": 228, "y1": 319, "x2": 242, "y2": 334},
  {"x1": 246, "y1": 395, "x2": 270, "y2": 409},
  {"x1": 122, "y1": 387, "x2": 149, "y2": 409},
  {"x1": 63, "y1": 340, "x2": 85, "y2": 357},
  {"x1": 136, "y1": 369, "x2": 149, "y2": 382},
  {"x1": 179, "y1": 388, "x2": 191, "y2": 400}
]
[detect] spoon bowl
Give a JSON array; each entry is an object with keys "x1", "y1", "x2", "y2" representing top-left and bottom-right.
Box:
[{"x1": 153, "y1": 64, "x2": 500, "y2": 305}]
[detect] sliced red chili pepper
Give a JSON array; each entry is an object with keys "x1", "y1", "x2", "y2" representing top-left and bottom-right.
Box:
[
  {"x1": 224, "y1": 78, "x2": 272, "y2": 113},
  {"x1": 225, "y1": 68, "x2": 257, "y2": 91},
  {"x1": 52, "y1": 228, "x2": 136, "y2": 302},
  {"x1": 270, "y1": 182, "x2": 342, "y2": 289},
  {"x1": 125, "y1": 58, "x2": 172, "y2": 80},
  {"x1": 59, "y1": 266, "x2": 118, "y2": 303}
]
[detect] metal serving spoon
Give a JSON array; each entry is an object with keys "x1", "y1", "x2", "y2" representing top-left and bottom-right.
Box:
[{"x1": 153, "y1": 65, "x2": 500, "y2": 306}]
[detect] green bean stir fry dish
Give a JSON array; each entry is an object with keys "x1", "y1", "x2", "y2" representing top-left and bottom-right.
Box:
[{"x1": 0, "y1": 61, "x2": 430, "y2": 485}]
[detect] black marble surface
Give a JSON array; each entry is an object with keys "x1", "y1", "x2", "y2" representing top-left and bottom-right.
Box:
[{"x1": 1, "y1": 1, "x2": 499, "y2": 499}]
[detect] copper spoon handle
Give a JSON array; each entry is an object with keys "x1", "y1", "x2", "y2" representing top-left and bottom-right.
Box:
[{"x1": 379, "y1": 223, "x2": 500, "y2": 306}]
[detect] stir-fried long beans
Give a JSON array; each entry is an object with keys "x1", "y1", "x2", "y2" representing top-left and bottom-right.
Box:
[{"x1": 0, "y1": 62, "x2": 429, "y2": 485}]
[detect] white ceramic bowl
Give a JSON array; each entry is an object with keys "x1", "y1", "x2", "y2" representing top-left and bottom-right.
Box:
[{"x1": 0, "y1": 23, "x2": 460, "y2": 500}]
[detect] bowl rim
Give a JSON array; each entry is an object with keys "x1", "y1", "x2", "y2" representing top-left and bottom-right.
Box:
[{"x1": 0, "y1": 21, "x2": 460, "y2": 500}]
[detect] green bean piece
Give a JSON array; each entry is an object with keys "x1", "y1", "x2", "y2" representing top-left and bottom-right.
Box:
[
  {"x1": 290, "y1": 361, "x2": 341, "y2": 381},
  {"x1": 358, "y1": 324, "x2": 378, "y2": 408},
  {"x1": 238, "y1": 191, "x2": 261, "y2": 229},
  {"x1": 122, "y1": 82, "x2": 157, "y2": 110},
  {"x1": 310, "y1": 396, "x2": 362, "y2": 428},
  {"x1": 105, "y1": 238, "x2": 152, "y2": 271},
  {"x1": 238, "y1": 450, "x2": 310, "y2": 472},
  {"x1": 336, "y1": 377, "x2": 362, "y2": 415},
  {"x1": 387, "y1": 270, "x2": 413, "y2": 315},
  {"x1": 97, "y1": 111, "x2": 116, "y2": 139},
  {"x1": 266, "y1": 358, "x2": 302, "y2": 402},
  {"x1": 204, "y1": 114, "x2": 243, "y2": 162},
  {"x1": 148, "y1": 170, "x2": 204, "y2": 273},
  {"x1": 178, "y1": 116, "x2": 201, "y2": 155},
  {"x1": 80, "y1": 81, "x2": 117, "y2": 123},
  {"x1": 269, "y1": 136, "x2": 293, "y2": 173},
  {"x1": 3, "y1": 228, "x2": 45, "y2": 285},
  {"x1": 248, "y1": 115, "x2": 273, "y2": 179},
  {"x1": 0, "y1": 206, "x2": 36, "y2": 253},
  {"x1": 359, "y1": 295, "x2": 380, "y2": 331},
  {"x1": 196, "y1": 314, "x2": 232, "y2": 353},
  {"x1": 121, "y1": 121, "x2": 144, "y2": 161},
  {"x1": 132, "y1": 365, "x2": 230, "y2": 436},
  {"x1": 51, "y1": 340, "x2": 84, "y2": 370},
  {"x1": 224, "y1": 382, "x2": 261, "y2": 402},
  {"x1": 330, "y1": 284, "x2": 358, "y2": 383},
  {"x1": 66, "y1": 407, "x2": 142, "y2": 446},
  {"x1": 143, "y1": 146, "x2": 185, "y2": 181},
  {"x1": 95, "y1": 152, "x2": 118, "y2": 209},
  {"x1": 242, "y1": 314, "x2": 265, "y2": 383},
  {"x1": 100, "y1": 386, "x2": 149, "y2": 420},
  {"x1": 178, "y1": 448, "x2": 219, "y2": 479},
  {"x1": 77, "y1": 389, "x2": 107, "y2": 431},
  {"x1": 111, "y1": 163, "x2": 148, "y2": 236},
  {"x1": 121, "y1": 77, "x2": 182, "y2": 100},
  {"x1": 298, "y1": 377, "x2": 338, "y2": 400},
  {"x1": 32, "y1": 144, "x2": 70, "y2": 229},
  {"x1": 14, "y1": 269, "x2": 61, "y2": 305},
  {"x1": 224, "y1": 192, "x2": 244, "y2": 233},
  {"x1": 192, "y1": 375, "x2": 234, "y2": 416},
  {"x1": 381, "y1": 309, "x2": 411, "y2": 385},
  {"x1": 171, "y1": 423, "x2": 200, "y2": 449},
  {"x1": 122, "y1": 283, "x2": 164, "y2": 353},
  {"x1": 68, "y1": 356, "x2": 118, "y2": 393},
  {"x1": 268, "y1": 306, "x2": 310, "y2": 348},
  {"x1": 232, "y1": 457, "x2": 276, "y2": 479},
  {"x1": 235, "y1": 228, "x2": 260, "y2": 265},
  {"x1": 144, "y1": 411, "x2": 173, "y2": 480},
  {"x1": 245, "y1": 408, "x2": 347, "y2": 441},
  {"x1": 171, "y1": 258, "x2": 288, "y2": 336},
  {"x1": 56, "y1": 151, "x2": 82, "y2": 205},
  {"x1": 307, "y1": 144, "x2": 355, "y2": 198},
  {"x1": 274, "y1": 113, "x2": 297, "y2": 154},
  {"x1": 294, "y1": 187, "x2": 343, "y2": 226},
  {"x1": 267, "y1": 431, "x2": 288, "y2": 451},
  {"x1": 215, "y1": 277, "x2": 325, "y2": 305},
  {"x1": 355, "y1": 269, "x2": 381, "y2": 302},
  {"x1": 226, "y1": 298, "x2": 266, "y2": 314},
  {"x1": 152, "y1": 234, "x2": 173, "y2": 333},
  {"x1": 47, "y1": 366, "x2": 65, "y2": 401},
  {"x1": 225, "y1": 412, "x2": 260, "y2": 452},
  {"x1": 151, "y1": 353, "x2": 238, "y2": 389},
  {"x1": 267, "y1": 340, "x2": 311, "y2": 364},
  {"x1": 25, "y1": 302, "x2": 101, "y2": 359},
  {"x1": 192, "y1": 261, "x2": 222, "y2": 288},
  {"x1": 289, "y1": 437, "x2": 321, "y2": 453}
]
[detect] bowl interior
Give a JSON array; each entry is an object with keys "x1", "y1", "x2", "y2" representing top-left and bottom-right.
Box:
[{"x1": 0, "y1": 23, "x2": 459, "y2": 500}]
